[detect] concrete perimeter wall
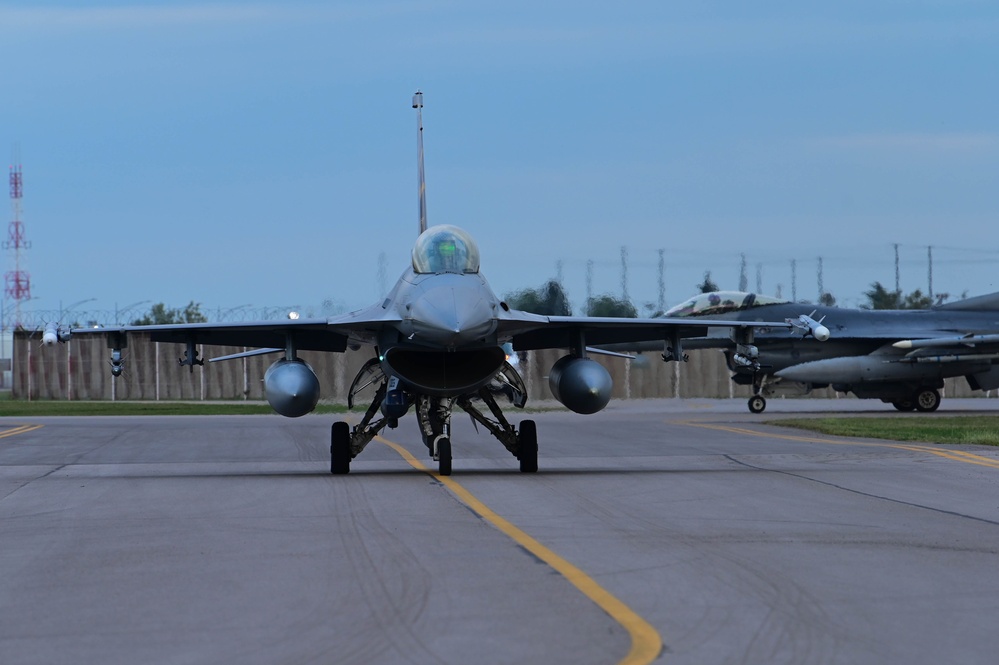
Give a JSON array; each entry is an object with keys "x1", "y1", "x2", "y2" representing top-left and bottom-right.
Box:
[{"x1": 9, "y1": 331, "x2": 990, "y2": 403}]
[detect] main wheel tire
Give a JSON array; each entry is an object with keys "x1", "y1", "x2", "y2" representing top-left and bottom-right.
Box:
[
  {"x1": 437, "y1": 437, "x2": 452, "y2": 476},
  {"x1": 748, "y1": 395, "x2": 767, "y2": 414},
  {"x1": 892, "y1": 400, "x2": 915, "y2": 412},
  {"x1": 914, "y1": 387, "x2": 941, "y2": 412},
  {"x1": 518, "y1": 420, "x2": 538, "y2": 473},
  {"x1": 331, "y1": 421, "x2": 351, "y2": 475}
]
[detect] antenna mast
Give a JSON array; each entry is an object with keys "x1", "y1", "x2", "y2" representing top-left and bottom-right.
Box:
[
  {"x1": 657, "y1": 249, "x2": 665, "y2": 313},
  {"x1": 4, "y1": 148, "x2": 31, "y2": 329},
  {"x1": 620, "y1": 246, "x2": 629, "y2": 302},
  {"x1": 413, "y1": 91, "x2": 427, "y2": 234}
]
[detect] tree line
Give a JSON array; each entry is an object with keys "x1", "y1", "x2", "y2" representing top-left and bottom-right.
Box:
[
  {"x1": 130, "y1": 278, "x2": 965, "y2": 325},
  {"x1": 502, "y1": 275, "x2": 962, "y2": 317}
]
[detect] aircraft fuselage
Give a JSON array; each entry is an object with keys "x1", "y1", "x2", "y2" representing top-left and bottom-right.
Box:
[{"x1": 377, "y1": 269, "x2": 507, "y2": 396}]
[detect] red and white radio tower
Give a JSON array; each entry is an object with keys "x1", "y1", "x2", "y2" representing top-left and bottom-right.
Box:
[{"x1": 4, "y1": 151, "x2": 31, "y2": 330}]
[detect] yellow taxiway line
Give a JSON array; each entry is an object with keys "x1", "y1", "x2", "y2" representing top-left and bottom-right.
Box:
[
  {"x1": 0, "y1": 423, "x2": 44, "y2": 440},
  {"x1": 676, "y1": 421, "x2": 999, "y2": 470},
  {"x1": 376, "y1": 435, "x2": 663, "y2": 665}
]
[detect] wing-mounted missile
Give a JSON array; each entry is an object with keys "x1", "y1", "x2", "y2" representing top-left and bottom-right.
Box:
[
  {"x1": 787, "y1": 312, "x2": 830, "y2": 342},
  {"x1": 893, "y1": 333, "x2": 999, "y2": 351},
  {"x1": 42, "y1": 322, "x2": 59, "y2": 346},
  {"x1": 893, "y1": 352, "x2": 999, "y2": 364}
]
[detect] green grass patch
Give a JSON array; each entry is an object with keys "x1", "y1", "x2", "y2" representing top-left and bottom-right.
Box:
[
  {"x1": 0, "y1": 400, "x2": 350, "y2": 417},
  {"x1": 770, "y1": 416, "x2": 999, "y2": 446},
  {"x1": 0, "y1": 397, "x2": 554, "y2": 418}
]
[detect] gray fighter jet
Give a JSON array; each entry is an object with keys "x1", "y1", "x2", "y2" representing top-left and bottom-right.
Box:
[
  {"x1": 662, "y1": 289, "x2": 999, "y2": 413},
  {"x1": 52, "y1": 93, "x2": 787, "y2": 475}
]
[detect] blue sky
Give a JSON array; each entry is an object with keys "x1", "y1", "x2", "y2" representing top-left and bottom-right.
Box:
[{"x1": 2, "y1": 1, "x2": 997, "y2": 324}]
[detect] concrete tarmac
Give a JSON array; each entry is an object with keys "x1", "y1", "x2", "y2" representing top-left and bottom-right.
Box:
[{"x1": 2, "y1": 398, "x2": 999, "y2": 664}]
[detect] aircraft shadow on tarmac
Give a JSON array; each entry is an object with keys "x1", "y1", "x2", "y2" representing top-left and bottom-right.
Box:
[{"x1": 73, "y1": 465, "x2": 792, "y2": 480}]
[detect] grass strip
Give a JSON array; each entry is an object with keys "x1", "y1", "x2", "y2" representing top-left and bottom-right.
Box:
[
  {"x1": 0, "y1": 400, "x2": 350, "y2": 417},
  {"x1": 770, "y1": 415, "x2": 999, "y2": 447}
]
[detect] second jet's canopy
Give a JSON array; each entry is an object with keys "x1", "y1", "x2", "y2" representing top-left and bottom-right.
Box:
[{"x1": 666, "y1": 291, "x2": 788, "y2": 318}]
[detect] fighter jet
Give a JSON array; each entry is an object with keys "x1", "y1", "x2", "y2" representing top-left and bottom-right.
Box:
[
  {"x1": 52, "y1": 93, "x2": 787, "y2": 475},
  {"x1": 660, "y1": 289, "x2": 999, "y2": 413}
]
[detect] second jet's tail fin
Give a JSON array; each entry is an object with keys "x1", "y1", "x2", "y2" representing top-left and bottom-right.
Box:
[{"x1": 934, "y1": 291, "x2": 999, "y2": 311}]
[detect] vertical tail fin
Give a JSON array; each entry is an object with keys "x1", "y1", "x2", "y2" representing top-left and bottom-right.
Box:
[{"x1": 413, "y1": 91, "x2": 427, "y2": 234}]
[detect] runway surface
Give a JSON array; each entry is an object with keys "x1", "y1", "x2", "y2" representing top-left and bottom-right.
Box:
[{"x1": 2, "y1": 398, "x2": 999, "y2": 664}]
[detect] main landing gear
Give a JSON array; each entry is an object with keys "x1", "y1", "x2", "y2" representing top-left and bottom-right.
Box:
[
  {"x1": 747, "y1": 366, "x2": 767, "y2": 414},
  {"x1": 329, "y1": 359, "x2": 537, "y2": 476},
  {"x1": 893, "y1": 387, "x2": 941, "y2": 413}
]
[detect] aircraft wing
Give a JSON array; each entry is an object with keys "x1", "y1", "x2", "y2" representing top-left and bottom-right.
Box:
[
  {"x1": 66, "y1": 304, "x2": 785, "y2": 359},
  {"x1": 66, "y1": 304, "x2": 403, "y2": 353},
  {"x1": 501, "y1": 314, "x2": 780, "y2": 351}
]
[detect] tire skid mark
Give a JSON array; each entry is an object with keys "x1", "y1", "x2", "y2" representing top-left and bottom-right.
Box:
[
  {"x1": 376, "y1": 435, "x2": 663, "y2": 665},
  {"x1": 326, "y1": 479, "x2": 440, "y2": 664},
  {"x1": 527, "y1": 467, "x2": 845, "y2": 663}
]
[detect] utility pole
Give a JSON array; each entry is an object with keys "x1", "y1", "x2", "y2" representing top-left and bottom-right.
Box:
[
  {"x1": 927, "y1": 245, "x2": 934, "y2": 299},
  {"x1": 817, "y1": 257, "x2": 824, "y2": 302},
  {"x1": 657, "y1": 249, "x2": 665, "y2": 313},
  {"x1": 895, "y1": 243, "x2": 902, "y2": 293},
  {"x1": 620, "y1": 246, "x2": 629, "y2": 302},
  {"x1": 4, "y1": 148, "x2": 31, "y2": 331},
  {"x1": 791, "y1": 259, "x2": 797, "y2": 302},
  {"x1": 585, "y1": 259, "x2": 593, "y2": 315}
]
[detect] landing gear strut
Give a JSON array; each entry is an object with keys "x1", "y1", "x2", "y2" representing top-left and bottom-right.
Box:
[
  {"x1": 330, "y1": 358, "x2": 535, "y2": 475},
  {"x1": 748, "y1": 368, "x2": 767, "y2": 414}
]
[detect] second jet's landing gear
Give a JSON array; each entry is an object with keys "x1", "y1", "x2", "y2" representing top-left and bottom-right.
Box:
[
  {"x1": 890, "y1": 386, "x2": 940, "y2": 413},
  {"x1": 747, "y1": 365, "x2": 767, "y2": 414},
  {"x1": 914, "y1": 387, "x2": 941, "y2": 412}
]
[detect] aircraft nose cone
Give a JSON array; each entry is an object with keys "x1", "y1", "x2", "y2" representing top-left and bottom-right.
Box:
[
  {"x1": 415, "y1": 294, "x2": 461, "y2": 336},
  {"x1": 410, "y1": 279, "x2": 496, "y2": 345}
]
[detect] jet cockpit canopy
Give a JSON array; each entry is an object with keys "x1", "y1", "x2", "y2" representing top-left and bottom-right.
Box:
[
  {"x1": 665, "y1": 291, "x2": 788, "y2": 317},
  {"x1": 412, "y1": 225, "x2": 480, "y2": 275}
]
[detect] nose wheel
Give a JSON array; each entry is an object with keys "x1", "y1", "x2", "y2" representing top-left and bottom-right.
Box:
[
  {"x1": 748, "y1": 394, "x2": 767, "y2": 414},
  {"x1": 434, "y1": 437, "x2": 452, "y2": 476}
]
